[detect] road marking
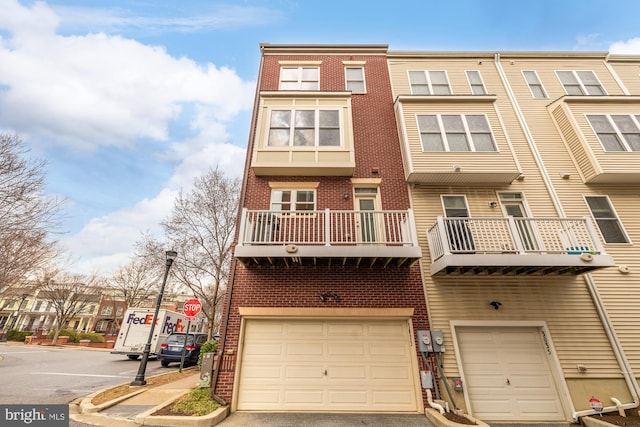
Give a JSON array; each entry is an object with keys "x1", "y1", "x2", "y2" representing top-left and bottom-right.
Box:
[
  {"x1": 30, "y1": 372, "x2": 129, "y2": 378},
  {"x1": 0, "y1": 351, "x2": 50, "y2": 354}
]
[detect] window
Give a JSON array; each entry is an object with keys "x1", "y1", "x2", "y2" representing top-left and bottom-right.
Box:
[
  {"x1": 271, "y1": 189, "x2": 316, "y2": 212},
  {"x1": 466, "y1": 71, "x2": 487, "y2": 95},
  {"x1": 523, "y1": 71, "x2": 547, "y2": 98},
  {"x1": 116, "y1": 307, "x2": 124, "y2": 316},
  {"x1": 101, "y1": 306, "x2": 114, "y2": 316},
  {"x1": 417, "y1": 114, "x2": 497, "y2": 152},
  {"x1": 409, "y1": 70, "x2": 451, "y2": 95},
  {"x1": 585, "y1": 196, "x2": 629, "y2": 243},
  {"x1": 442, "y1": 195, "x2": 469, "y2": 217},
  {"x1": 345, "y1": 67, "x2": 365, "y2": 93},
  {"x1": 556, "y1": 70, "x2": 605, "y2": 95},
  {"x1": 587, "y1": 114, "x2": 640, "y2": 152},
  {"x1": 268, "y1": 109, "x2": 340, "y2": 147},
  {"x1": 34, "y1": 301, "x2": 42, "y2": 311},
  {"x1": 88, "y1": 304, "x2": 95, "y2": 314},
  {"x1": 279, "y1": 66, "x2": 319, "y2": 90}
]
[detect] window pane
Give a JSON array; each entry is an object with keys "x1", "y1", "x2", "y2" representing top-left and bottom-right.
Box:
[
  {"x1": 599, "y1": 134, "x2": 625, "y2": 151},
  {"x1": 596, "y1": 220, "x2": 628, "y2": 243},
  {"x1": 588, "y1": 115, "x2": 613, "y2": 132},
  {"x1": 467, "y1": 71, "x2": 482, "y2": 84},
  {"x1": 577, "y1": 71, "x2": 598, "y2": 84},
  {"x1": 319, "y1": 110, "x2": 339, "y2": 127},
  {"x1": 430, "y1": 71, "x2": 448, "y2": 84},
  {"x1": 612, "y1": 115, "x2": 638, "y2": 132},
  {"x1": 565, "y1": 85, "x2": 584, "y2": 95},
  {"x1": 523, "y1": 71, "x2": 540, "y2": 85},
  {"x1": 280, "y1": 68, "x2": 298, "y2": 81},
  {"x1": 471, "y1": 85, "x2": 486, "y2": 95},
  {"x1": 348, "y1": 81, "x2": 365, "y2": 92},
  {"x1": 293, "y1": 129, "x2": 314, "y2": 146},
  {"x1": 319, "y1": 129, "x2": 340, "y2": 146},
  {"x1": 557, "y1": 71, "x2": 578, "y2": 84},
  {"x1": 417, "y1": 115, "x2": 439, "y2": 131},
  {"x1": 409, "y1": 71, "x2": 427, "y2": 84},
  {"x1": 294, "y1": 110, "x2": 314, "y2": 127},
  {"x1": 300, "y1": 81, "x2": 318, "y2": 90},
  {"x1": 625, "y1": 134, "x2": 640, "y2": 151},
  {"x1": 585, "y1": 196, "x2": 613, "y2": 218},
  {"x1": 531, "y1": 86, "x2": 545, "y2": 98},
  {"x1": 270, "y1": 110, "x2": 291, "y2": 127},
  {"x1": 268, "y1": 129, "x2": 290, "y2": 146},
  {"x1": 447, "y1": 134, "x2": 470, "y2": 151},
  {"x1": 280, "y1": 82, "x2": 299, "y2": 90},
  {"x1": 442, "y1": 115, "x2": 464, "y2": 132},
  {"x1": 584, "y1": 85, "x2": 604, "y2": 95},
  {"x1": 432, "y1": 85, "x2": 452, "y2": 95},
  {"x1": 412, "y1": 85, "x2": 430, "y2": 95},
  {"x1": 472, "y1": 134, "x2": 495, "y2": 151},
  {"x1": 466, "y1": 115, "x2": 490, "y2": 132},
  {"x1": 346, "y1": 67, "x2": 363, "y2": 80},
  {"x1": 422, "y1": 134, "x2": 444, "y2": 151},
  {"x1": 301, "y1": 67, "x2": 318, "y2": 81}
]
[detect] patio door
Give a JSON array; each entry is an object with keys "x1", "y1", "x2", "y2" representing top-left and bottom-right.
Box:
[
  {"x1": 498, "y1": 192, "x2": 538, "y2": 251},
  {"x1": 354, "y1": 188, "x2": 380, "y2": 243}
]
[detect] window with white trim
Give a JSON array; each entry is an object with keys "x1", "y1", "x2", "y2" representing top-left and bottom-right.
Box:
[
  {"x1": 267, "y1": 109, "x2": 341, "y2": 147},
  {"x1": 101, "y1": 306, "x2": 113, "y2": 316},
  {"x1": 345, "y1": 66, "x2": 365, "y2": 93},
  {"x1": 270, "y1": 189, "x2": 316, "y2": 212},
  {"x1": 466, "y1": 70, "x2": 487, "y2": 95},
  {"x1": 442, "y1": 195, "x2": 469, "y2": 217},
  {"x1": 409, "y1": 70, "x2": 451, "y2": 95},
  {"x1": 417, "y1": 114, "x2": 497, "y2": 152},
  {"x1": 279, "y1": 66, "x2": 319, "y2": 90},
  {"x1": 587, "y1": 114, "x2": 640, "y2": 151},
  {"x1": 523, "y1": 70, "x2": 547, "y2": 98},
  {"x1": 556, "y1": 70, "x2": 605, "y2": 95},
  {"x1": 584, "y1": 196, "x2": 629, "y2": 243}
]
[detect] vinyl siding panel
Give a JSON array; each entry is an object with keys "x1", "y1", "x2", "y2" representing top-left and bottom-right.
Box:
[{"x1": 608, "y1": 61, "x2": 640, "y2": 94}]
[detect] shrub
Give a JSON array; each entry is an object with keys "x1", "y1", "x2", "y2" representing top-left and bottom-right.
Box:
[
  {"x1": 47, "y1": 329, "x2": 79, "y2": 342},
  {"x1": 78, "y1": 333, "x2": 105, "y2": 343},
  {"x1": 173, "y1": 388, "x2": 219, "y2": 416},
  {"x1": 198, "y1": 339, "x2": 218, "y2": 366},
  {"x1": 7, "y1": 330, "x2": 32, "y2": 342}
]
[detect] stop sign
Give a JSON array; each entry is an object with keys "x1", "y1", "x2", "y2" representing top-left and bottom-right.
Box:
[{"x1": 183, "y1": 299, "x2": 202, "y2": 318}]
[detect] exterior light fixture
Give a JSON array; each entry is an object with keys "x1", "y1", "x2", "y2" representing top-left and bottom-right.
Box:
[{"x1": 131, "y1": 250, "x2": 178, "y2": 386}]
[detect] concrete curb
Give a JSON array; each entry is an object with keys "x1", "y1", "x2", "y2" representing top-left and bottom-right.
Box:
[
  {"x1": 80, "y1": 388, "x2": 147, "y2": 413},
  {"x1": 582, "y1": 415, "x2": 619, "y2": 427},
  {"x1": 134, "y1": 392, "x2": 229, "y2": 427},
  {"x1": 425, "y1": 408, "x2": 490, "y2": 427}
]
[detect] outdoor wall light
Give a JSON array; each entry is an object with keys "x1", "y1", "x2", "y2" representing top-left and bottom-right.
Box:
[
  {"x1": 320, "y1": 292, "x2": 341, "y2": 303},
  {"x1": 343, "y1": 192, "x2": 349, "y2": 200},
  {"x1": 488, "y1": 201, "x2": 498, "y2": 208},
  {"x1": 489, "y1": 301, "x2": 502, "y2": 310}
]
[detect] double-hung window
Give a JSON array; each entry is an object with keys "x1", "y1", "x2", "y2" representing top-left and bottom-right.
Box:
[
  {"x1": 409, "y1": 70, "x2": 451, "y2": 95},
  {"x1": 556, "y1": 70, "x2": 605, "y2": 95},
  {"x1": 587, "y1": 114, "x2": 640, "y2": 152},
  {"x1": 417, "y1": 114, "x2": 497, "y2": 152},
  {"x1": 584, "y1": 196, "x2": 629, "y2": 243},
  {"x1": 523, "y1": 70, "x2": 547, "y2": 98},
  {"x1": 345, "y1": 66, "x2": 365, "y2": 93},
  {"x1": 268, "y1": 109, "x2": 340, "y2": 147},
  {"x1": 271, "y1": 189, "x2": 316, "y2": 212},
  {"x1": 279, "y1": 66, "x2": 319, "y2": 90},
  {"x1": 465, "y1": 71, "x2": 487, "y2": 95}
]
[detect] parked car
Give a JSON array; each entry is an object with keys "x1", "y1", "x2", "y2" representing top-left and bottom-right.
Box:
[{"x1": 158, "y1": 332, "x2": 208, "y2": 367}]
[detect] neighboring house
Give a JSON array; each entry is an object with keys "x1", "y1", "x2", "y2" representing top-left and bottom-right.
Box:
[
  {"x1": 214, "y1": 44, "x2": 429, "y2": 413},
  {"x1": 389, "y1": 50, "x2": 639, "y2": 422}
]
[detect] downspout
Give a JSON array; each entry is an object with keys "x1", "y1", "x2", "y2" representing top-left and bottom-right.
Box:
[
  {"x1": 211, "y1": 45, "x2": 266, "y2": 405},
  {"x1": 493, "y1": 53, "x2": 640, "y2": 419}
]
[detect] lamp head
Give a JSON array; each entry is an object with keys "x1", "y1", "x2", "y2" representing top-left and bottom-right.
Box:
[{"x1": 165, "y1": 250, "x2": 178, "y2": 266}]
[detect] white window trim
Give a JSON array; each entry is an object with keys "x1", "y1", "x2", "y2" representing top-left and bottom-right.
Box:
[
  {"x1": 270, "y1": 188, "x2": 317, "y2": 213},
  {"x1": 416, "y1": 113, "x2": 498, "y2": 152},
  {"x1": 441, "y1": 195, "x2": 470, "y2": 217},
  {"x1": 583, "y1": 195, "x2": 631, "y2": 244},
  {"x1": 266, "y1": 108, "x2": 343, "y2": 148},
  {"x1": 555, "y1": 70, "x2": 607, "y2": 96},
  {"x1": 408, "y1": 70, "x2": 452, "y2": 95},
  {"x1": 345, "y1": 66, "x2": 366, "y2": 94},
  {"x1": 586, "y1": 113, "x2": 640, "y2": 152},
  {"x1": 465, "y1": 70, "x2": 487, "y2": 95},
  {"x1": 522, "y1": 70, "x2": 548, "y2": 98},
  {"x1": 278, "y1": 66, "x2": 320, "y2": 91}
]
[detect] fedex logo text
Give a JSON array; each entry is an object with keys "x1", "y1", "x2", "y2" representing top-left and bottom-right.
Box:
[
  {"x1": 162, "y1": 316, "x2": 185, "y2": 334},
  {"x1": 126, "y1": 313, "x2": 157, "y2": 325}
]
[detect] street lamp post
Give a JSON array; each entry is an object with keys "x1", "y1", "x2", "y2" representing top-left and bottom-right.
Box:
[{"x1": 131, "y1": 250, "x2": 177, "y2": 386}]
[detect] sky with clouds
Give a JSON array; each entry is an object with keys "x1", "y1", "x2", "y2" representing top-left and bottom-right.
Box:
[{"x1": 1, "y1": 0, "x2": 639, "y2": 276}]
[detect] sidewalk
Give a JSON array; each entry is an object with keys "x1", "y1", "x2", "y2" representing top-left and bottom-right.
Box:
[{"x1": 70, "y1": 371, "x2": 229, "y2": 427}]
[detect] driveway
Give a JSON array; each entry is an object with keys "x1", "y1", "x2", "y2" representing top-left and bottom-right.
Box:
[{"x1": 217, "y1": 412, "x2": 436, "y2": 426}]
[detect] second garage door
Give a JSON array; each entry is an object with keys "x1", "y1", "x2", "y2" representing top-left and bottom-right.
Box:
[{"x1": 236, "y1": 318, "x2": 420, "y2": 412}]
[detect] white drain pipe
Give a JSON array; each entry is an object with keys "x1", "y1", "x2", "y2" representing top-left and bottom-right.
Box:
[{"x1": 426, "y1": 389, "x2": 445, "y2": 414}]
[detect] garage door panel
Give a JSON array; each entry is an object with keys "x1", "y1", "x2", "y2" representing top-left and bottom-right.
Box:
[
  {"x1": 458, "y1": 327, "x2": 564, "y2": 421},
  {"x1": 238, "y1": 319, "x2": 419, "y2": 412}
]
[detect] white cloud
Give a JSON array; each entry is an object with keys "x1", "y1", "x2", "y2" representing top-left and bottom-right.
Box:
[
  {"x1": 610, "y1": 37, "x2": 640, "y2": 54},
  {"x1": 0, "y1": 0, "x2": 255, "y2": 151}
]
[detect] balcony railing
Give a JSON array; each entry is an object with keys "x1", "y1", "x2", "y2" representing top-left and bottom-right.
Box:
[
  {"x1": 427, "y1": 216, "x2": 614, "y2": 276},
  {"x1": 235, "y1": 208, "x2": 421, "y2": 267}
]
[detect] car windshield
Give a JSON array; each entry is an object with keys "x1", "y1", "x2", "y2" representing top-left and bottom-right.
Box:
[{"x1": 165, "y1": 334, "x2": 197, "y2": 343}]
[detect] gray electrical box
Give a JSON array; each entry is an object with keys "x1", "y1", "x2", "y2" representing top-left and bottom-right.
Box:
[
  {"x1": 431, "y1": 330, "x2": 444, "y2": 353},
  {"x1": 199, "y1": 352, "x2": 215, "y2": 388},
  {"x1": 417, "y1": 330, "x2": 433, "y2": 353},
  {"x1": 420, "y1": 370, "x2": 434, "y2": 389}
]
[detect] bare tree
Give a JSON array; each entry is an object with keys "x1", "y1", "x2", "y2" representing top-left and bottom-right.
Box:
[
  {"x1": 137, "y1": 167, "x2": 239, "y2": 339},
  {"x1": 39, "y1": 272, "x2": 105, "y2": 344},
  {"x1": 110, "y1": 257, "x2": 161, "y2": 309},
  {"x1": 0, "y1": 134, "x2": 63, "y2": 297}
]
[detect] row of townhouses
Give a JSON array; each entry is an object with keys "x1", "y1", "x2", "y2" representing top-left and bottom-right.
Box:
[
  {"x1": 213, "y1": 44, "x2": 640, "y2": 423},
  {"x1": 0, "y1": 285, "x2": 188, "y2": 337}
]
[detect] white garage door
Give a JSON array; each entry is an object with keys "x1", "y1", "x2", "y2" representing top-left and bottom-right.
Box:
[
  {"x1": 457, "y1": 327, "x2": 565, "y2": 421},
  {"x1": 237, "y1": 318, "x2": 420, "y2": 412}
]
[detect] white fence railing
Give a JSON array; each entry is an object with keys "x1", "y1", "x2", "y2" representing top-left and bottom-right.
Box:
[
  {"x1": 238, "y1": 208, "x2": 420, "y2": 247},
  {"x1": 427, "y1": 216, "x2": 606, "y2": 260}
]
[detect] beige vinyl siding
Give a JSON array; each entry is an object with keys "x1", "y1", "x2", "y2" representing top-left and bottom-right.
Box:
[
  {"x1": 607, "y1": 61, "x2": 640, "y2": 94},
  {"x1": 411, "y1": 185, "x2": 623, "y2": 379}
]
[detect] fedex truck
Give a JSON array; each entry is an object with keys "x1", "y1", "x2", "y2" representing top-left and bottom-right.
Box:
[{"x1": 112, "y1": 308, "x2": 187, "y2": 360}]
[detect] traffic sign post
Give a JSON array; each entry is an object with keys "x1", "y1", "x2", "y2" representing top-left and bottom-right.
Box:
[{"x1": 180, "y1": 299, "x2": 202, "y2": 372}]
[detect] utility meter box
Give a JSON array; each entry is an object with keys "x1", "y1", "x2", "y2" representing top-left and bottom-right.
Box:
[
  {"x1": 417, "y1": 330, "x2": 433, "y2": 353},
  {"x1": 431, "y1": 330, "x2": 445, "y2": 353},
  {"x1": 200, "y1": 352, "x2": 215, "y2": 387},
  {"x1": 420, "y1": 370, "x2": 434, "y2": 389}
]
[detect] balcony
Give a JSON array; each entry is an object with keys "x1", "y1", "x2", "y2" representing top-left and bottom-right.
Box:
[
  {"x1": 427, "y1": 216, "x2": 614, "y2": 276},
  {"x1": 234, "y1": 209, "x2": 422, "y2": 267}
]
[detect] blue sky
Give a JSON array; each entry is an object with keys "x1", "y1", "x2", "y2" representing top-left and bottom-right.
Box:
[{"x1": 1, "y1": 0, "x2": 640, "y2": 276}]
